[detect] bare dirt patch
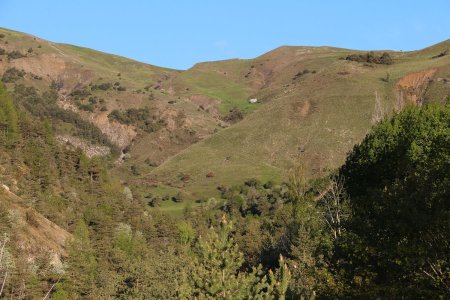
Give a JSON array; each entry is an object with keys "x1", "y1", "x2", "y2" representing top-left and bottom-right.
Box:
[
  {"x1": 396, "y1": 68, "x2": 437, "y2": 105},
  {"x1": 189, "y1": 95, "x2": 220, "y2": 117},
  {"x1": 291, "y1": 100, "x2": 315, "y2": 117}
]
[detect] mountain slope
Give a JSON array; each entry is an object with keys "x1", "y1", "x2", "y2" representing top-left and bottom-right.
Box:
[
  {"x1": 1, "y1": 27, "x2": 449, "y2": 211},
  {"x1": 147, "y1": 42, "x2": 450, "y2": 203}
]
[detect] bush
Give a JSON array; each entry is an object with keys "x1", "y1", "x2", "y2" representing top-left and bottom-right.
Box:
[
  {"x1": 0, "y1": 48, "x2": 5, "y2": 55},
  {"x1": 70, "y1": 88, "x2": 91, "y2": 99},
  {"x1": 432, "y1": 49, "x2": 448, "y2": 59},
  {"x1": 76, "y1": 102, "x2": 95, "y2": 112},
  {"x1": 345, "y1": 51, "x2": 393, "y2": 65},
  {"x1": 108, "y1": 107, "x2": 165, "y2": 133},
  {"x1": 2, "y1": 67, "x2": 26, "y2": 83},
  {"x1": 222, "y1": 107, "x2": 243, "y2": 123},
  {"x1": 172, "y1": 192, "x2": 185, "y2": 203},
  {"x1": 91, "y1": 82, "x2": 112, "y2": 91},
  {"x1": 50, "y1": 80, "x2": 64, "y2": 91},
  {"x1": 7, "y1": 50, "x2": 25, "y2": 60}
]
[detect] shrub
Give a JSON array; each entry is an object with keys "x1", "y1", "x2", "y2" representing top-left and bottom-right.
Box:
[
  {"x1": 108, "y1": 107, "x2": 165, "y2": 133},
  {"x1": 50, "y1": 80, "x2": 64, "y2": 91},
  {"x1": 222, "y1": 107, "x2": 243, "y2": 123},
  {"x1": 0, "y1": 48, "x2": 5, "y2": 55},
  {"x1": 345, "y1": 51, "x2": 393, "y2": 65},
  {"x1": 7, "y1": 50, "x2": 25, "y2": 60},
  {"x1": 432, "y1": 49, "x2": 448, "y2": 59},
  {"x1": 171, "y1": 191, "x2": 185, "y2": 203},
  {"x1": 76, "y1": 102, "x2": 95, "y2": 112},
  {"x1": 2, "y1": 67, "x2": 26, "y2": 83},
  {"x1": 91, "y1": 82, "x2": 112, "y2": 91},
  {"x1": 70, "y1": 88, "x2": 91, "y2": 99}
]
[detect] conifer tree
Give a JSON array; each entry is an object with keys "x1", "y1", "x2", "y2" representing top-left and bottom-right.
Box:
[
  {"x1": 179, "y1": 216, "x2": 290, "y2": 299},
  {"x1": 64, "y1": 219, "x2": 97, "y2": 298},
  {"x1": 0, "y1": 83, "x2": 19, "y2": 145}
]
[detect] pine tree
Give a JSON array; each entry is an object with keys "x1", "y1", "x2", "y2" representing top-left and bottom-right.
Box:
[
  {"x1": 179, "y1": 216, "x2": 290, "y2": 299},
  {"x1": 64, "y1": 219, "x2": 97, "y2": 298},
  {"x1": 0, "y1": 83, "x2": 19, "y2": 146}
]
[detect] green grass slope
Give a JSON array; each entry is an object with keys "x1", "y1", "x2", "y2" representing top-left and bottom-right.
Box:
[{"x1": 147, "y1": 42, "x2": 450, "y2": 207}]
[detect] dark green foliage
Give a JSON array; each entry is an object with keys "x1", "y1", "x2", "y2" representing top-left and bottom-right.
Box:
[
  {"x1": 108, "y1": 107, "x2": 150, "y2": 125},
  {"x1": 172, "y1": 191, "x2": 186, "y2": 203},
  {"x1": 91, "y1": 82, "x2": 112, "y2": 91},
  {"x1": 75, "y1": 101, "x2": 95, "y2": 112},
  {"x1": 0, "y1": 83, "x2": 20, "y2": 145},
  {"x1": 222, "y1": 107, "x2": 243, "y2": 123},
  {"x1": 1, "y1": 67, "x2": 26, "y2": 83},
  {"x1": 13, "y1": 84, "x2": 116, "y2": 150},
  {"x1": 338, "y1": 104, "x2": 450, "y2": 298},
  {"x1": 432, "y1": 49, "x2": 448, "y2": 59},
  {"x1": 108, "y1": 107, "x2": 165, "y2": 133},
  {"x1": 179, "y1": 217, "x2": 290, "y2": 299},
  {"x1": 346, "y1": 51, "x2": 393, "y2": 64},
  {"x1": 70, "y1": 88, "x2": 91, "y2": 100},
  {"x1": 64, "y1": 220, "x2": 98, "y2": 297}
]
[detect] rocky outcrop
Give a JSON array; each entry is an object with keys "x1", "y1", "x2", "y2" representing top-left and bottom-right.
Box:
[
  {"x1": 56, "y1": 135, "x2": 111, "y2": 157},
  {"x1": 90, "y1": 113, "x2": 137, "y2": 150}
]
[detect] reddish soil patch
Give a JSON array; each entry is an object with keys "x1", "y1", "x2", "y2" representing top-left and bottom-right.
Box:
[{"x1": 396, "y1": 68, "x2": 437, "y2": 105}]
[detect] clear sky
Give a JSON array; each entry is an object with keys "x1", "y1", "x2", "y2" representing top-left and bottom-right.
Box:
[{"x1": 1, "y1": 1, "x2": 449, "y2": 70}]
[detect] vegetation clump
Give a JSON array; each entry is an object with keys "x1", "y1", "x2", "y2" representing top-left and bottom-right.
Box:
[
  {"x1": 345, "y1": 51, "x2": 393, "y2": 64},
  {"x1": 431, "y1": 49, "x2": 448, "y2": 59},
  {"x1": 293, "y1": 69, "x2": 316, "y2": 80},
  {"x1": 222, "y1": 107, "x2": 243, "y2": 123},
  {"x1": 338, "y1": 103, "x2": 450, "y2": 298},
  {"x1": 1, "y1": 67, "x2": 26, "y2": 83},
  {"x1": 91, "y1": 82, "x2": 112, "y2": 91},
  {"x1": 7, "y1": 50, "x2": 26, "y2": 60},
  {"x1": 108, "y1": 107, "x2": 166, "y2": 133}
]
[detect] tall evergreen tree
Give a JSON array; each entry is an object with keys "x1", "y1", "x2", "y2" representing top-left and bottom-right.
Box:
[
  {"x1": 179, "y1": 216, "x2": 290, "y2": 299},
  {"x1": 64, "y1": 219, "x2": 97, "y2": 298},
  {"x1": 0, "y1": 83, "x2": 19, "y2": 146}
]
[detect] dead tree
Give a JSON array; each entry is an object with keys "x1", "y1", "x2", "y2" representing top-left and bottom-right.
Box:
[
  {"x1": 372, "y1": 91, "x2": 385, "y2": 124},
  {"x1": 318, "y1": 175, "x2": 350, "y2": 240}
]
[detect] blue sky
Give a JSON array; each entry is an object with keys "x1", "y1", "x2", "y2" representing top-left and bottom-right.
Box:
[{"x1": 1, "y1": 1, "x2": 449, "y2": 69}]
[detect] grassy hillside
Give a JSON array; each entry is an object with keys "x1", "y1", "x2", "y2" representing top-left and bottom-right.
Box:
[
  {"x1": 146, "y1": 42, "x2": 450, "y2": 210},
  {"x1": 1, "y1": 27, "x2": 449, "y2": 214}
]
